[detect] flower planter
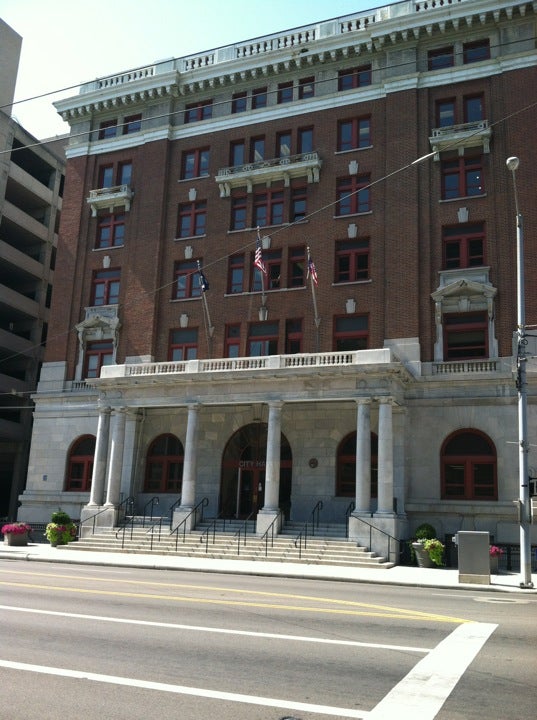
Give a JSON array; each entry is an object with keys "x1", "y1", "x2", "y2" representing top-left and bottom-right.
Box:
[
  {"x1": 3, "y1": 531, "x2": 29, "y2": 546},
  {"x1": 412, "y1": 542, "x2": 434, "y2": 568}
]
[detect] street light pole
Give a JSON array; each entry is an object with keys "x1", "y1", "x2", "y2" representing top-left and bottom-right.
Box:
[{"x1": 506, "y1": 156, "x2": 534, "y2": 589}]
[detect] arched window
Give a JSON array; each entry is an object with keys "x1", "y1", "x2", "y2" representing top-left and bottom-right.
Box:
[
  {"x1": 441, "y1": 429, "x2": 497, "y2": 500},
  {"x1": 66, "y1": 435, "x2": 95, "y2": 491},
  {"x1": 336, "y1": 431, "x2": 378, "y2": 497},
  {"x1": 144, "y1": 434, "x2": 184, "y2": 493}
]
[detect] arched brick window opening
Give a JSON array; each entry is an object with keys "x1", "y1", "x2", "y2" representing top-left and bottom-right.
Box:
[
  {"x1": 144, "y1": 434, "x2": 184, "y2": 493},
  {"x1": 336, "y1": 431, "x2": 378, "y2": 498},
  {"x1": 66, "y1": 435, "x2": 95, "y2": 491},
  {"x1": 441, "y1": 429, "x2": 497, "y2": 500}
]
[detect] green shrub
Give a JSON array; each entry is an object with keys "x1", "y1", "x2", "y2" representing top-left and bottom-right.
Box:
[
  {"x1": 50, "y1": 510, "x2": 72, "y2": 525},
  {"x1": 414, "y1": 523, "x2": 436, "y2": 540}
]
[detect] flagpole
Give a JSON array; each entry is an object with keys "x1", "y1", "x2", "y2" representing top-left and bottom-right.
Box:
[
  {"x1": 257, "y1": 227, "x2": 266, "y2": 309},
  {"x1": 307, "y1": 246, "x2": 321, "y2": 351},
  {"x1": 197, "y1": 261, "x2": 214, "y2": 357}
]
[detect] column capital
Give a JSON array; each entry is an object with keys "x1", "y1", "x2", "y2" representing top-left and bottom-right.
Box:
[
  {"x1": 268, "y1": 400, "x2": 284, "y2": 410},
  {"x1": 97, "y1": 404, "x2": 111, "y2": 414},
  {"x1": 376, "y1": 395, "x2": 395, "y2": 405},
  {"x1": 355, "y1": 397, "x2": 372, "y2": 406}
]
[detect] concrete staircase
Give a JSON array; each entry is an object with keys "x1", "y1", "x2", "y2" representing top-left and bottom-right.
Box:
[{"x1": 67, "y1": 517, "x2": 394, "y2": 569}]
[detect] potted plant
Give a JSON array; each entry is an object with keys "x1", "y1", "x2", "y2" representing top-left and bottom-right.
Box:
[
  {"x1": 45, "y1": 510, "x2": 77, "y2": 547},
  {"x1": 411, "y1": 523, "x2": 445, "y2": 568},
  {"x1": 2, "y1": 521, "x2": 32, "y2": 546},
  {"x1": 489, "y1": 545, "x2": 504, "y2": 574}
]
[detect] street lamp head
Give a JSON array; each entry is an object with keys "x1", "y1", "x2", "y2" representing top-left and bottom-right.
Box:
[{"x1": 506, "y1": 156, "x2": 520, "y2": 172}]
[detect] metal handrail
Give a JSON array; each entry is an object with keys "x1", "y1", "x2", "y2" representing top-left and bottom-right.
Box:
[
  {"x1": 168, "y1": 495, "x2": 182, "y2": 528},
  {"x1": 142, "y1": 496, "x2": 160, "y2": 527},
  {"x1": 345, "y1": 501, "x2": 355, "y2": 538},
  {"x1": 170, "y1": 497, "x2": 209, "y2": 550},
  {"x1": 234, "y1": 511, "x2": 256, "y2": 556},
  {"x1": 261, "y1": 510, "x2": 283, "y2": 557},
  {"x1": 352, "y1": 514, "x2": 401, "y2": 563},
  {"x1": 81, "y1": 495, "x2": 134, "y2": 536},
  {"x1": 294, "y1": 500, "x2": 323, "y2": 559}
]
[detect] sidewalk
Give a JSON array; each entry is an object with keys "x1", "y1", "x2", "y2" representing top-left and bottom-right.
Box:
[{"x1": 2, "y1": 541, "x2": 536, "y2": 593}]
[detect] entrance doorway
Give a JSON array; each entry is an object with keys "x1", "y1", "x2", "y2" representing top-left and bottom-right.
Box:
[{"x1": 220, "y1": 422, "x2": 292, "y2": 519}]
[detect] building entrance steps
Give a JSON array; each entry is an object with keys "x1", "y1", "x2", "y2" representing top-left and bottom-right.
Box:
[{"x1": 67, "y1": 518, "x2": 394, "y2": 568}]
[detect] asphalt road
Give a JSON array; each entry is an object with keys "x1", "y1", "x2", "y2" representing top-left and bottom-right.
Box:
[{"x1": 1, "y1": 559, "x2": 535, "y2": 719}]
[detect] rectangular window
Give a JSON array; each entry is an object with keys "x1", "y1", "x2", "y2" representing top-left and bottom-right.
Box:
[
  {"x1": 335, "y1": 239, "x2": 369, "y2": 282},
  {"x1": 225, "y1": 324, "x2": 241, "y2": 357},
  {"x1": 181, "y1": 148, "x2": 210, "y2": 179},
  {"x1": 118, "y1": 161, "x2": 132, "y2": 186},
  {"x1": 231, "y1": 140, "x2": 246, "y2": 167},
  {"x1": 253, "y1": 190, "x2": 284, "y2": 227},
  {"x1": 443, "y1": 223, "x2": 485, "y2": 269},
  {"x1": 99, "y1": 165, "x2": 114, "y2": 188},
  {"x1": 285, "y1": 318, "x2": 303, "y2": 353},
  {"x1": 232, "y1": 92, "x2": 247, "y2": 113},
  {"x1": 276, "y1": 131, "x2": 292, "y2": 158},
  {"x1": 250, "y1": 136, "x2": 265, "y2": 162},
  {"x1": 169, "y1": 328, "x2": 198, "y2": 360},
  {"x1": 428, "y1": 47, "x2": 454, "y2": 70},
  {"x1": 123, "y1": 114, "x2": 142, "y2": 134},
  {"x1": 91, "y1": 269, "x2": 120, "y2": 306},
  {"x1": 464, "y1": 94, "x2": 484, "y2": 123},
  {"x1": 436, "y1": 99, "x2": 456, "y2": 128},
  {"x1": 184, "y1": 100, "x2": 213, "y2": 123},
  {"x1": 334, "y1": 315, "x2": 368, "y2": 351},
  {"x1": 463, "y1": 39, "x2": 490, "y2": 64},
  {"x1": 252, "y1": 87, "x2": 267, "y2": 109},
  {"x1": 85, "y1": 340, "x2": 114, "y2": 378},
  {"x1": 299, "y1": 77, "x2": 315, "y2": 99},
  {"x1": 177, "y1": 201, "x2": 207, "y2": 237},
  {"x1": 288, "y1": 246, "x2": 306, "y2": 287},
  {"x1": 227, "y1": 254, "x2": 245, "y2": 294},
  {"x1": 338, "y1": 65, "x2": 372, "y2": 91},
  {"x1": 97, "y1": 212, "x2": 125, "y2": 249},
  {"x1": 336, "y1": 175, "x2": 371, "y2": 215},
  {"x1": 98, "y1": 120, "x2": 117, "y2": 139},
  {"x1": 230, "y1": 194, "x2": 247, "y2": 231},
  {"x1": 277, "y1": 81, "x2": 293, "y2": 103},
  {"x1": 173, "y1": 259, "x2": 202, "y2": 299},
  {"x1": 444, "y1": 312, "x2": 487, "y2": 360},
  {"x1": 338, "y1": 117, "x2": 371, "y2": 151},
  {"x1": 248, "y1": 321, "x2": 279, "y2": 356},
  {"x1": 290, "y1": 186, "x2": 307, "y2": 222},
  {"x1": 297, "y1": 127, "x2": 313, "y2": 154},
  {"x1": 441, "y1": 155, "x2": 484, "y2": 199}
]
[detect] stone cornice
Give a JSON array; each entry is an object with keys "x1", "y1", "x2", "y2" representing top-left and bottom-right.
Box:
[{"x1": 54, "y1": 0, "x2": 535, "y2": 122}]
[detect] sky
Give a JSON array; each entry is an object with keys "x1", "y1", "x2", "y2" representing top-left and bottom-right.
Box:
[{"x1": 1, "y1": 0, "x2": 376, "y2": 139}]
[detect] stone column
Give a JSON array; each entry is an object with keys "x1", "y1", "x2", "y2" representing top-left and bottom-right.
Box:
[
  {"x1": 355, "y1": 398, "x2": 371, "y2": 514},
  {"x1": 263, "y1": 401, "x2": 283, "y2": 511},
  {"x1": 104, "y1": 407, "x2": 127, "y2": 507},
  {"x1": 376, "y1": 397, "x2": 394, "y2": 515},
  {"x1": 88, "y1": 405, "x2": 111, "y2": 506},
  {"x1": 180, "y1": 404, "x2": 200, "y2": 509}
]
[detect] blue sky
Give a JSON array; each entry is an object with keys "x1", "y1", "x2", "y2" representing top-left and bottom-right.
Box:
[{"x1": 2, "y1": 0, "x2": 375, "y2": 138}]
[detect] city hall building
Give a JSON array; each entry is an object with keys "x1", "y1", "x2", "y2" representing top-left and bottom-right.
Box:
[{"x1": 20, "y1": 0, "x2": 537, "y2": 558}]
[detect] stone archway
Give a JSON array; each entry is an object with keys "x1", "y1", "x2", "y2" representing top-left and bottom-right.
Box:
[{"x1": 220, "y1": 423, "x2": 292, "y2": 519}]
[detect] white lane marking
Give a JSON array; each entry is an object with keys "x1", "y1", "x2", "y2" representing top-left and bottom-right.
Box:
[
  {"x1": 0, "y1": 659, "x2": 369, "y2": 719},
  {"x1": 367, "y1": 622, "x2": 497, "y2": 720},
  {"x1": 0, "y1": 605, "x2": 431, "y2": 653}
]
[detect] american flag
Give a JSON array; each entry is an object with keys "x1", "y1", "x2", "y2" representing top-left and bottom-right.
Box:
[
  {"x1": 307, "y1": 251, "x2": 318, "y2": 285},
  {"x1": 254, "y1": 228, "x2": 267, "y2": 275},
  {"x1": 197, "y1": 261, "x2": 209, "y2": 292}
]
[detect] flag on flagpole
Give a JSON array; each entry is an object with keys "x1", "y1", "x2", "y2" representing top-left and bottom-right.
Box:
[
  {"x1": 307, "y1": 248, "x2": 318, "y2": 285},
  {"x1": 254, "y1": 227, "x2": 267, "y2": 275},
  {"x1": 197, "y1": 261, "x2": 210, "y2": 292}
]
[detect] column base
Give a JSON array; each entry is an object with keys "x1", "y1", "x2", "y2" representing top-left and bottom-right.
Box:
[
  {"x1": 256, "y1": 509, "x2": 282, "y2": 537},
  {"x1": 80, "y1": 505, "x2": 118, "y2": 538},
  {"x1": 349, "y1": 513, "x2": 408, "y2": 565},
  {"x1": 172, "y1": 507, "x2": 196, "y2": 533}
]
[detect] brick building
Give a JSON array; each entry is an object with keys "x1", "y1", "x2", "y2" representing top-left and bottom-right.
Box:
[{"x1": 20, "y1": 0, "x2": 537, "y2": 559}]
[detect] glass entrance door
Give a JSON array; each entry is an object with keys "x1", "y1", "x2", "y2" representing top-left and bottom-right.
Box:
[{"x1": 237, "y1": 467, "x2": 265, "y2": 518}]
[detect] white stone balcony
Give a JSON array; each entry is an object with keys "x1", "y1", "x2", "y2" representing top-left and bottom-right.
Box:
[
  {"x1": 87, "y1": 185, "x2": 133, "y2": 217},
  {"x1": 429, "y1": 120, "x2": 491, "y2": 160},
  {"x1": 215, "y1": 152, "x2": 322, "y2": 197}
]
